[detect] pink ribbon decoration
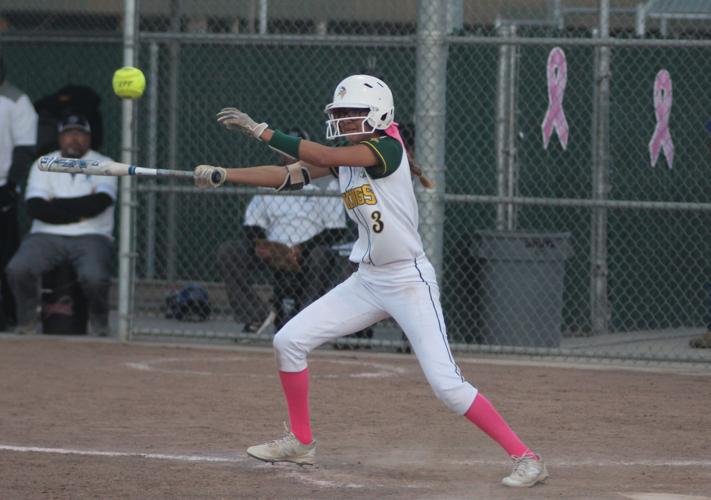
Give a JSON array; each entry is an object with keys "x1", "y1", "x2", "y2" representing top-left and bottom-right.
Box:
[
  {"x1": 648, "y1": 69, "x2": 674, "y2": 169},
  {"x1": 541, "y1": 47, "x2": 569, "y2": 150},
  {"x1": 384, "y1": 122, "x2": 404, "y2": 147}
]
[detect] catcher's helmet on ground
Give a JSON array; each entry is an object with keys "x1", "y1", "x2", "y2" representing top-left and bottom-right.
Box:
[{"x1": 165, "y1": 284, "x2": 211, "y2": 321}]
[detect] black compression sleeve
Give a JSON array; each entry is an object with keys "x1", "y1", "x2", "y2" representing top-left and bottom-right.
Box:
[
  {"x1": 26, "y1": 198, "x2": 81, "y2": 224},
  {"x1": 51, "y1": 193, "x2": 113, "y2": 218},
  {"x1": 7, "y1": 145, "x2": 36, "y2": 186}
]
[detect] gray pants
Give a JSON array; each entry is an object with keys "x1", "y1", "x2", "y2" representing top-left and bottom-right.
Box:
[{"x1": 6, "y1": 233, "x2": 112, "y2": 331}]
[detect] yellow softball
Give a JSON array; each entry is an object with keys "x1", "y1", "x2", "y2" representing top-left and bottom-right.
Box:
[{"x1": 112, "y1": 66, "x2": 146, "y2": 99}]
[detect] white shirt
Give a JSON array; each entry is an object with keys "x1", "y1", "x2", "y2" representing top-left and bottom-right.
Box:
[
  {"x1": 25, "y1": 149, "x2": 117, "y2": 238},
  {"x1": 244, "y1": 178, "x2": 346, "y2": 246},
  {"x1": 0, "y1": 81, "x2": 38, "y2": 186}
]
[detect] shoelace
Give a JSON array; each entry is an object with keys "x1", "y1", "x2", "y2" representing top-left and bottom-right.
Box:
[
  {"x1": 266, "y1": 423, "x2": 296, "y2": 449},
  {"x1": 510, "y1": 454, "x2": 538, "y2": 476}
]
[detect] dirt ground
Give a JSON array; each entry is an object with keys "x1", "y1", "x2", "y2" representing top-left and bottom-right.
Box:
[{"x1": 1, "y1": 335, "x2": 710, "y2": 500}]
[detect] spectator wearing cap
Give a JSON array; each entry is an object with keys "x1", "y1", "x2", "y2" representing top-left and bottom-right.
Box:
[
  {"x1": 0, "y1": 52, "x2": 38, "y2": 331},
  {"x1": 217, "y1": 127, "x2": 348, "y2": 334},
  {"x1": 6, "y1": 114, "x2": 117, "y2": 336}
]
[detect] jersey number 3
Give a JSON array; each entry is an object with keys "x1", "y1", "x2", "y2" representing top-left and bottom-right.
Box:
[{"x1": 371, "y1": 211, "x2": 384, "y2": 233}]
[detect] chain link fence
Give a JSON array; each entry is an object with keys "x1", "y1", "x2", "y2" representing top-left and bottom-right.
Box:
[{"x1": 2, "y1": 1, "x2": 711, "y2": 363}]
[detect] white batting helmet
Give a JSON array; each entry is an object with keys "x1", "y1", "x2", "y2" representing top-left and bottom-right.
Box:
[{"x1": 324, "y1": 74, "x2": 395, "y2": 139}]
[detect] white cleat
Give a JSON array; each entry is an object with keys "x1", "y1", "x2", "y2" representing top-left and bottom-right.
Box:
[
  {"x1": 247, "y1": 425, "x2": 316, "y2": 466},
  {"x1": 502, "y1": 455, "x2": 549, "y2": 487}
]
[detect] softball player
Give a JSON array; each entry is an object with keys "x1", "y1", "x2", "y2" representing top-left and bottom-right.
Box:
[{"x1": 194, "y1": 75, "x2": 548, "y2": 488}]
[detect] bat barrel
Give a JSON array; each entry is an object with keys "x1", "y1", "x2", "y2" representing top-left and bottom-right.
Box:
[{"x1": 38, "y1": 156, "x2": 88, "y2": 173}]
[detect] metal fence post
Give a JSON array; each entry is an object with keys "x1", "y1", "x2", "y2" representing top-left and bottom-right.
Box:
[
  {"x1": 505, "y1": 25, "x2": 519, "y2": 230},
  {"x1": 495, "y1": 24, "x2": 519, "y2": 231},
  {"x1": 590, "y1": 0, "x2": 611, "y2": 335},
  {"x1": 415, "y1": 0, "x2": 448, "y2": 276},
  {"x1": 117, "y1": 0, "x2": 138, "y2": 342},
  {"x1": 145, "y1": 42, "x2": 159, "y2": 279},
  {"x1": 495, "y1": 24, "x2": 511, "y2": 231},
  {"x1": 258, "y1": 0, "x2": 268, "y2": 35},
  {"x1": 165, "y1": 0, "x2": 181, "y2": 284},
  {"x1": 446, "y1": 0, "x2": 463, "y2": 33}
]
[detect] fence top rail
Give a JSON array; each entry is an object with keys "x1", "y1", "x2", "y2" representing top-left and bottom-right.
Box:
[
  {"x1": 447, "y1": 35, "x2": 711, "y2": 48},
  {"x1": 0, "y1": 33, "x2": 123, "y2": 44},
  {"x1": 127, "y1": 33, "x2": 711, "y2": 49},
  {"x1": 2, "y1": 31, "x2": 711, "y2": 48},
  {"x1": 141, "y1": 32, "x2": 416, "y2": 47}
]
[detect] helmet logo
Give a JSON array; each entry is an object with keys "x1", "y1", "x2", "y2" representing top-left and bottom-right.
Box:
[{"x1": 337, "y1": 86, "x2": 347, "y2": 99}]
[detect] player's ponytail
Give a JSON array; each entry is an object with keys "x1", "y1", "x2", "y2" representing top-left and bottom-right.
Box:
[
  {"x1": 410, "y1": 162, "x2": 435, "y2": 189},
  {"x1": 388, "y1": 123, "x2": 434, "y2": 189}
]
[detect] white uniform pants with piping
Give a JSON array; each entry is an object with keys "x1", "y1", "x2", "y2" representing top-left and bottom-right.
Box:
[{"x1": 273, "y1": 257, "x2": 478, "y2": 415}]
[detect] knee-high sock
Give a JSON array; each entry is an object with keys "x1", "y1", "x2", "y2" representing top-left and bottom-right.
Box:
[
  {"x1": 464, "y1": 393, "x2": 536, "y2": 459},
  {"x1": 279, "y1": 369, "x2": 313, "y2": 445}
]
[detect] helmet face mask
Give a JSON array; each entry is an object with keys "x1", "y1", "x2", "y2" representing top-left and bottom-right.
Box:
[
  {"x1": 324, "y1": 75, "x2": 394, "y2": 140},
  {"x1": 325, "y1": 108, "x2": 372, "y2": 139}
]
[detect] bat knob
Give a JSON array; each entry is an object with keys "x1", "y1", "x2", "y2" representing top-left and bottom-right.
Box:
[{"x1": 211, "y1": 170, "x2": 223, "y2": 185}]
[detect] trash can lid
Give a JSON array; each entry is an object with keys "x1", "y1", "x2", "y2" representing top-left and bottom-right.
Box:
[{"x1": 472, "y1": 230, "x2": 573, "y2": 261}]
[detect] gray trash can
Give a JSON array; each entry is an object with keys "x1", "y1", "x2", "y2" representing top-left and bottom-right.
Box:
[{"x1": 473, "y1": 230, "x2": 572, "y2": 348}]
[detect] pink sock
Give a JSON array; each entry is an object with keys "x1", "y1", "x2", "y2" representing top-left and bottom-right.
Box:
[
  {"x1": 464, "y1": 393, "x2": 537, "y2": 459},
  {"x1": 279, "y1": 369, "x2": 313, "y2": 445}
]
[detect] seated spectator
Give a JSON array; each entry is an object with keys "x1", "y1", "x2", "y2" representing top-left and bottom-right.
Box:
[
  {"x1": 6, "y1": 114, "x2": 116, "y2": 336},
  {"x1": 218, "y1": 128, "x2": 347, "y2": 334}
]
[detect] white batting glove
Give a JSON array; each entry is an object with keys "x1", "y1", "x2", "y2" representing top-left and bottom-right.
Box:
[
  {"x1": 216, "y1": 107, "x2": 268, "y2": 140},
  {"x1": 194, "y1": 165, "x2": 227, "y2": 188}
]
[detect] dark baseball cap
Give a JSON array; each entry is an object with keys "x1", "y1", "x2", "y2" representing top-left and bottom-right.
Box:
[{"x1": 58, "y1": 114, "x2": 91, "y2": 134}]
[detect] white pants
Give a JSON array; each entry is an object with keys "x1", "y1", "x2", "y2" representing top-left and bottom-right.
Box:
[{"x1": 273, "y1": 257, "x2": 478, "y2": 415}]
